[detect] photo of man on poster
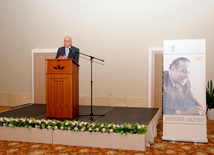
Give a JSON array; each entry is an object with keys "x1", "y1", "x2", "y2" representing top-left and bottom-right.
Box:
[{"x1": 163, "y1": 57, "x2": 205, "y2": 115}]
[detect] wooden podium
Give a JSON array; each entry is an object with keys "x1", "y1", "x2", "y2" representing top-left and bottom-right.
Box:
[{"x1": 46, "y1": 59, "x2": 79, "y2": 119}]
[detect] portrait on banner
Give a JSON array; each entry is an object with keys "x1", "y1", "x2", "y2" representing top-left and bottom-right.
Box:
[{"x1": 163, "y1": 55, "x2": 206, "y2": 116}]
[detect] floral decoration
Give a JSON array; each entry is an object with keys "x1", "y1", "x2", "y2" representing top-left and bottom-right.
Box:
[{"x1": 0, "y1": 117, "x2": 147, "y2": 135}]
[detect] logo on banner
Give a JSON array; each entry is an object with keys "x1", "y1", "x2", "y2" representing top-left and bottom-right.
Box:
[{"x1": 169, "y1": 45, "x2": 177, "y2": 52}]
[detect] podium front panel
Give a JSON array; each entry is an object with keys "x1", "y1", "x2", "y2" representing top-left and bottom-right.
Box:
[
  {"x1": 46, "y1": 74, "x2": 71, "y2": 118},
  {"x1": 46, "y1": 59, "x2": 79, "y2": 119}
]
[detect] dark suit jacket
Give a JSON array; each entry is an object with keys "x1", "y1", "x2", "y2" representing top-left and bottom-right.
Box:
[{"x1": 55, "y1": 46, "x2": 79, "y2": 63}]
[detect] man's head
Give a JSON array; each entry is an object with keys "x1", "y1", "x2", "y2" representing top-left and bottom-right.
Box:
[
  {"x1": 169, "y1": 57, "x2": 191, "y2": 86},
  {"x1": 64, "y1": 36, "x2": 72, "y2": 48}
]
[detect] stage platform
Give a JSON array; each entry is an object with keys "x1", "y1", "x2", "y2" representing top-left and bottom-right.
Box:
[
  {"x1": 0, "y1": 103, "x2": 158, "y2": 125},
  {"x1": 0, "y1": 104, "x2": 160, "y2": 151}
]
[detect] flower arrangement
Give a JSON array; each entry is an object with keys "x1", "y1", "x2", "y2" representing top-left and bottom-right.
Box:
[{"x1": 0, "y1": 117, "x2": 147, "y2": 135}]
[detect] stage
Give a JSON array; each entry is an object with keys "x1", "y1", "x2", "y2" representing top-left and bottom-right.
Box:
[{"x1": 0, "y1": 104, "x2": 160, "y2": 151}]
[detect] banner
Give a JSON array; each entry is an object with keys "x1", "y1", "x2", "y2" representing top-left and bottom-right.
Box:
[{"x1": 162, "y1": 39, "x2": 208, "y2": 143}]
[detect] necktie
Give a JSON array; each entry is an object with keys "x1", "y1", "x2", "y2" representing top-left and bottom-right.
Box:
[{"x1": 65, "y1": 48, "x2": 69, "y2": 57}]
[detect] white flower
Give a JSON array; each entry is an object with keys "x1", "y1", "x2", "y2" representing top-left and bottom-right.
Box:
[
  {"x1": 89, "y1": 127, "x2": 92, "y2": 132},
  {"x1": 81, "y1": 127, "x2": 85, "y2": 132},
  {"x1": 91, "y1": 123, "x2": 95, "y2": 127},
  {"x1": 35, "y1": 125, "x2": 39, "y2": 128},
  {"x1": 65, "y1": 122, "x2": 69, "y2": 126},
  {"x1": 29, "y1": 120, "x2": 32, "y2": 124},
  {"x1": 72, "y1": 122, "x2": 75, "y2": 126},
  {"x1": 110, "y1": 129, "x2": 113, "y2": 133},
  {"x1": 15, "y1": 119, "x2": 19, "y2": 122},
  {"x1": 116, "y1": 125, "x2": 120, "y2": 128},
  {"x1": 54, "y1": 126, "x2": 58, "y2": 130},
  {"x1": 0, "y1": 117, "x2": 3, "y2": 121},
  {"x1": 96, "y1": 128, "x2": 99, "y2": 132},
  {"x1": 5, "y1": 118, "x2": 9, "y2": 122},
  {"x1": 137, "y1": 125, "x2": 141, "y2": 129},
  {"x1": 9, "y1": 124, "x2": 12, "y2": 127},
  {"x1": 79, "y1": 123, "x2": 82, "y2": 127},
  {"x1": 74, "y1": 127, "x2": 78, "y2": 131},
  {"x1": 113, "y1": 124, "x2": 116, "y2": 128},
  {"x1": 102, "y1": 128, "x2": 106, "y2": 132},
  {"x1": 100, "y1": 124, "x2": 104, "y2": 128},
  {"x1": 120, "y1": 125, "x2": 124, "y2": 128},
  {"x1": 21, "y1": 118, "x2": 26, "y2": 122},
  {"x1": 47, "y1": 126, "x2": 51, "y2": 129},
  {"x1": 108, "y1": 124, "x2": 111, "y2": 128},
  {"x1": 84, "y1": 122, "x2": 88, "y2": 125}
]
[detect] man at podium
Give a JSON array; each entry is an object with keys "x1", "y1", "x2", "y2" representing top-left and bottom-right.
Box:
[{"x1": 55, "y1": 36, "x2": 79, "y2": 63}]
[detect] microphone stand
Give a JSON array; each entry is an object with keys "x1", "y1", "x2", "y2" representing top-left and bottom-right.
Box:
[{"x1": 70, "y1": 49, "x2": 105, "y2": 120}]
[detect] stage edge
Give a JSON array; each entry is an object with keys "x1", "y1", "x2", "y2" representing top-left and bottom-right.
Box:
[
  {"x1": 0, "y1": 127, "x2": 146, "y2": 151},
  {"x1": 53, "y1": 130, "x2": 146, "y2": 151},
  {"x1": 0, "y1": 127, "x2": 52, "y2": 144}
]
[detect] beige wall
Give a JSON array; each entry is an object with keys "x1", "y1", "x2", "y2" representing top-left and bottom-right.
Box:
[{"x1": 0, "y1": 0, "x2": 214, "y2": 106}]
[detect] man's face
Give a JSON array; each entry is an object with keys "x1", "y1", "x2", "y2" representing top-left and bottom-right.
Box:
[
  {"x1": 171, "y1": 61, "x2": 190, "y2": 85},
  {"x1": 64, "y1": 37, "x2": 72, "y2": 48}
]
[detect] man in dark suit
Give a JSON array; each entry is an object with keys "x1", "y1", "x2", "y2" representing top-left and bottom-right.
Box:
[{"x1": 55, "y1": 36, "x2": 79, "y2": 63}]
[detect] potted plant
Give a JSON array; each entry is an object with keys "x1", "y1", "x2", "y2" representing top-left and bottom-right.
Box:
[{"x1": 206, "y1": 80, "x2": 214, "y2": 120}]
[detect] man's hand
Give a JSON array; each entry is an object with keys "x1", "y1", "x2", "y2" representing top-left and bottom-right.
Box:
[
  {"x1": 181, "y1": 106, "x2": 205, "y2": 116},
  {"x1": 58, "y1": 55, "x2": 67, "y2": 59}
]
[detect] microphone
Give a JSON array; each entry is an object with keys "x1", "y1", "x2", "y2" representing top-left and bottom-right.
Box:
[
  {"x1": 69, "y1": 48, "x2": 79, "y2": 54},
  {"x1": 69, "y1": 48, "x2": 75, "y2": 53}
]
